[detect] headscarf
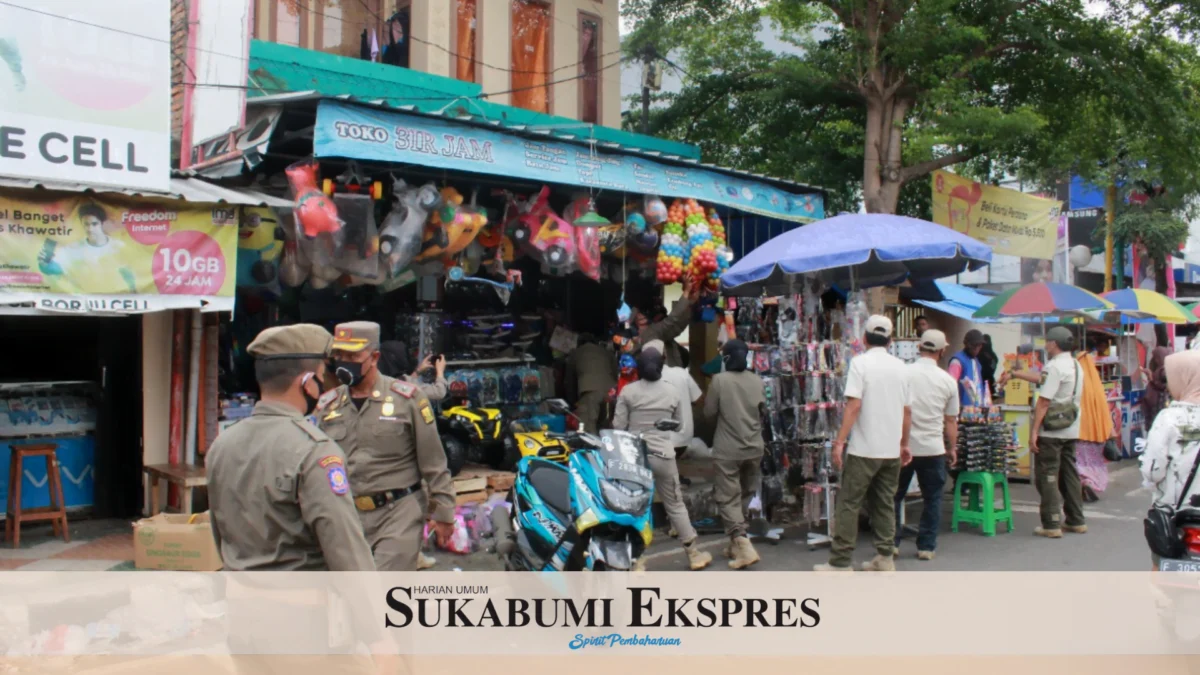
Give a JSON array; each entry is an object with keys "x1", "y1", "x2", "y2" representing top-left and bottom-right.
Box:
[
  {"x1": 1166, "y1": 350, "x2": 1200, "y2": 405},
  {"x1": 636, "y1": 347, "x2": 664, "y2": 382}
]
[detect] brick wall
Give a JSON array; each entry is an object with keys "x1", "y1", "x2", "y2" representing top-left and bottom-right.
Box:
[{"x1": 170, "y1": 0, "x2": 190, "y2": 163}]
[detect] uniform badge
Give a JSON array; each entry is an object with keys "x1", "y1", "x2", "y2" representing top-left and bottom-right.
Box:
[
  {"x1": 327, "y1": 465, "x2": 349, "y2": 495},
  {"x1": 390, "y1": 380, "x2": 416, "y2": 399},
  {"x1": 323, "y1": 409, "x2": 342, "y2": 422},
  {"x1": 381, "y1": 402, "x2": 395, "y2": 417},
  {"x1": 419, "y1": 399, "x2": 435, "y2": 425},
  {"x1": 319, "y1": 455, "x2": 343, "y2": 468},
  {"x1": 316, "y1": 389, "x2": 339, "y2": 411}
]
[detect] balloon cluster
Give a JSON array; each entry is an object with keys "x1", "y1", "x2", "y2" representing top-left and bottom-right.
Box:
[
  {"x1": 706, "y1": 208, "x2": 734, "y2": 284},
  {"x1": 655, "y1": 200, "x2": 689, "y2": 284}
]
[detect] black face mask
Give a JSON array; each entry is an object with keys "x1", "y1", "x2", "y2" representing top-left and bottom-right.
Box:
[
  {"x1": 301, "y1": 373, "x2": 324, "y2": 416},
  {"x1": 334, "y1": 359, "x2": 370, "y2": 387}
]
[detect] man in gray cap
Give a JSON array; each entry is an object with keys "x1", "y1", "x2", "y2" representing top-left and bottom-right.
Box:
[
  {"x1": 1009, "y1": 326, "x2": 1086, "y2": 538},
  {"x1": 206, "y1": 323, "x2": 376, "y2": 571},
  {"x1": 318, "y1": 321, "x2": 457, "y2": 571},
  {"x1": 815, "y1": 315, "x2": 912, "y2": 572},
  {"x1": 895, "y1": 329, "x2": 959, "y2": 560}
]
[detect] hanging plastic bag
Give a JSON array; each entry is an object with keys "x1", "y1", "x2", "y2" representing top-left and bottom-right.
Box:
[
  {"x1": 329, "y1": 193, "x2": 381, "y2": 282},
  {"x1": 274, "y1": 210, "x2": 311, "y2": 288}
]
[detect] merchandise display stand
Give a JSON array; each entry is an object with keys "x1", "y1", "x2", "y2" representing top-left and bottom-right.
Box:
[{"x1": 734, "y1": 276, "x2": 867, "y2": 549}]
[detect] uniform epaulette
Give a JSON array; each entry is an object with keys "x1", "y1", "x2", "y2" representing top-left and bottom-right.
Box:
[
  {"x1": 292, "y1": 416, "x2": 328, "y2": 442},
  {"x1": 390, "y1": 380, "x2": 416, "y2": 399},
  {"x1": 315, "y1": 388, "x2": 340, "y2": 412}
]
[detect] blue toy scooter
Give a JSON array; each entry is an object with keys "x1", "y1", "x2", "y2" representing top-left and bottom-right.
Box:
[{"x1": 491, "y1": 399, "x2": 676, "y2": 571}]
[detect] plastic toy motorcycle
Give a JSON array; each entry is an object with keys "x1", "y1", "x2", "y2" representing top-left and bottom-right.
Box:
[{"x1": 491, "y1": 399, "x2": 677, "y2": 571}]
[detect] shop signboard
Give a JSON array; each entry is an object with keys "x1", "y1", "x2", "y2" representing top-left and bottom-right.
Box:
[
  {"x1": 931, "y1": 170, "x2": 1063, "y2": 260},
  {"x1": 0, "y1": 0, "x2": 171, "y2": 192},
  {"x1": 312, "y1": 101, "x2": 825, "y2": 223},
  {"x1": 0, "y1": 190, "x2": 238, "y2": 313}
]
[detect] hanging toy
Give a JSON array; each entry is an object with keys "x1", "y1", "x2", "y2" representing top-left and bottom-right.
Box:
[
  {"x1": 286, "y1": 160, "x2": 342, "y2": 238},
  {"x1": 275, "y1": 211, "x2": 311, "y2": 288},
  {"x1": 643, "y1": 195, "x2": 668, "y2": 227},
  {"x1": 379, "y1": 178, "x2": 441, "y2": 277}
]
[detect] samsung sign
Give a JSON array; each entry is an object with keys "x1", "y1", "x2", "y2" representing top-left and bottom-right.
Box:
[{"x1": 0, "y1": 0, "x2": 170, "y2": 191}]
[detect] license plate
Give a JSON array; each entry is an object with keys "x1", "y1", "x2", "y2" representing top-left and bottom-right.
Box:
[
  {"x1": 608, "y1": 459, "x2": 651, "y2": 481},
  {"x1": 1159, "y1": 559, "x2": 1200, "y2": 573}
]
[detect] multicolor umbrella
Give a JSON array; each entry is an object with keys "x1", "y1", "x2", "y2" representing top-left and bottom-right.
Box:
[
  {"x1": 1187, "y1": 301, "x2": 1200, "y2": 321},
  {"x1": 1101, "y1": 289, "x2": 1194, "y2": 324},
  {"x1": 972, "y1": 282, "x2": 1112, "y2": 319}
]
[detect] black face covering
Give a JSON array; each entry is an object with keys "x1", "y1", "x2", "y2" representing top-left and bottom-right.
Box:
[
  {"x1": 722, "y1": 339, "x2": 749, "y2": 373},
  {"x1": 301, "y1": 373, "x2": 325, "y2": 415},
  {"x1": 334, "y1": 359, "x2": 371, "y2": 387}
]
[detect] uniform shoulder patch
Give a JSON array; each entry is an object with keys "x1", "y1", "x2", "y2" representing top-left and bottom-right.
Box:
[
  {"x1": 326, "y1": 464, "x2": 349, "y2": 495},
  {"x1": 390, "y1": 380, "x2": 416, "y2": 399},
  {"x1": 419, "y1": 398, "x2": 435, "y2": 425},
  {"x1": 315, "y1": 388, "x2": 340, "y2": 411},
  {"x1": 292, "y1": 417, "x2": 328, "y2": 442},
  {"x1": 318, "y1": 454, "x2": 343, "y2": 468}
]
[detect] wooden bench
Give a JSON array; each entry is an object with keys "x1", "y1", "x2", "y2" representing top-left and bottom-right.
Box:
[
  {"x1": 6, "y1": 444, "x2": 69, "y2": 548},
  {"x1": 144, "y1": 463, "x2": 207, "y2": 516}
]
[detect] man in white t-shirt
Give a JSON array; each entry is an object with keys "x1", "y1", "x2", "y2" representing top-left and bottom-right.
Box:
[
  {"x1": 644, "y1": 339, "x2": 701, "y2": 452},
  {"x1": 894, "y1": 330, "x2": 959, "y2": 560},
  {"x1": 1029, "y1": 326, "x2": 1086, "y2": 538},
  {"x1": 815, "y1": 314, "x2": 912, "y2": 572}
]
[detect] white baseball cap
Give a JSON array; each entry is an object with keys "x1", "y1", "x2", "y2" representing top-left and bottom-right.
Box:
[
  {"x1": 865, "y1": 314, "x2": 893, "y2": 338},
  {"x1": 919, "y1": 329, "x2": 948, "y2": 351}
]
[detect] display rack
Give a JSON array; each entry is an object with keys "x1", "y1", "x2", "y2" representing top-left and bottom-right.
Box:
[{"x1": 0, "y1": 380, "x2": 100, "y2": 512}]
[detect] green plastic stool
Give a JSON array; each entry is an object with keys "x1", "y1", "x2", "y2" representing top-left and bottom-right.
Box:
[{"x1": 951, "y1": 471, "x2": 1014, "y2": 536}]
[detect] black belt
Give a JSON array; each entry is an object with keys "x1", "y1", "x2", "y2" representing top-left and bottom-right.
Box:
[{"x1": 354, "y1": 482, "x2": 422, "y2": 512}]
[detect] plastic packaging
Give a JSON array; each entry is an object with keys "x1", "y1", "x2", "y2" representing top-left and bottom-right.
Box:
[
  {"x1": 286, "y1": 160, "x2": 342, "y2": 238},
  {"x1": 379, "y1": 178, "x2": 441, "y2": 276}
]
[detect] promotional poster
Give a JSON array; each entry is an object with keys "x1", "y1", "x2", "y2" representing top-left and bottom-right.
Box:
[
  {"x1": 0, "y1": 190, "x2": 238, "y2": 312},
  {"x1": 932, "y1": 170, "x2": 1063, "y2": 260}
]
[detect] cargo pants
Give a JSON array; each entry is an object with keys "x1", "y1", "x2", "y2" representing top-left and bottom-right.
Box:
[
  {"x1": 1034, "y1": 437, "x2": 1086, "y2": 530},
  {"x1": 830, "y1": 453, "x2": 900, "y2": 568},
  {"x1": 713, "y1": 455, "x2": 762, "y2": 538}
]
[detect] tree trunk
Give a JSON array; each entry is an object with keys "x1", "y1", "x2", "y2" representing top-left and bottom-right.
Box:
[{"x1": 861, "y1": 90, "x2": 907, "y2": 215}]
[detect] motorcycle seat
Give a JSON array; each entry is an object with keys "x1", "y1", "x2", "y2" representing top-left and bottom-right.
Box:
[{"x1": 528, "y1": 461, "x2": 572, "y2": 519}]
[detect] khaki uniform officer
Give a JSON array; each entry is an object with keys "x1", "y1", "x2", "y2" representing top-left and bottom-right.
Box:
[
  {"x1": 318, "y1": 321, "x2": 457, "y2": 571},
  {"x1": 566, "y1": 335, "x2": 617, "y2": 432},
  {"x1": 206, "y1": 324, "x2": 375, "y2": 571},
  {"x1": 703, "y1": 339, "x2": 767, "y2": 570}
]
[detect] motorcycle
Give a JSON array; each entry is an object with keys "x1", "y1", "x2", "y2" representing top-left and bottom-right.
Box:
[
  {"x1": 490, "y1": 399, "x2": 677, "y2": 571},
  {"x1": 1150, "y1": 501, "x2": 1200, "y2": 642}
]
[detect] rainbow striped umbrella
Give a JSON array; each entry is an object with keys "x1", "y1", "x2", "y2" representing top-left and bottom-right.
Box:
[
  {"x1": 1102, "y1": 289, "x2": 1194, "y2": 324},
  {"x1": 973, "y1": 282, "x2": 1112, "y2": 319}
]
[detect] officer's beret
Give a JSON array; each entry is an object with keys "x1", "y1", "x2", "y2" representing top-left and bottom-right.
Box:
[{"x1": 247, "y1": 324, "x2": 333, "y2": 360}]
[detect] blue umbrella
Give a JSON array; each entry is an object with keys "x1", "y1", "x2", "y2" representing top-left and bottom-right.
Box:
[{"x1": 720, "y1": 213, "x2": 992, "y2": 296}]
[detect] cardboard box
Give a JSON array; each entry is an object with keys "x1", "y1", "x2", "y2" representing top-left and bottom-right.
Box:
[{"x1": 133, "y1": 512, "x2": 222, "y2": 571}]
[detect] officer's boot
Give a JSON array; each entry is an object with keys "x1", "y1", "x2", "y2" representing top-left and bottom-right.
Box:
[
  {"x1": 683, "y1": 540, "x2": 712, "y2": 570},
  {"x1": 728, "y1": 536, "x2": 760, "y2": 570}
]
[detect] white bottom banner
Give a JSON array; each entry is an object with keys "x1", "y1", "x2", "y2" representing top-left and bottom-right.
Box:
[{"x1": 1, "y1": 572, "x2": 1199, "y2": 657}]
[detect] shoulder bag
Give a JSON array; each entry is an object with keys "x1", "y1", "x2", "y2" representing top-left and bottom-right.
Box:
[
  {"x1": 1145, "y1": 443, "x2": 1200, "y2": 559},
  {"x1": 1042, "y1": 361, "x2": 1081, "y2": 432}
]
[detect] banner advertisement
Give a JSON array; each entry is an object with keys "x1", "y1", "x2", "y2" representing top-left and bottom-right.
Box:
[
  {"x1": 0, "y1": 0, "x2": 171, "y2": 192},
  {"x1": 932, "y1": 170, "x2": 1063, "y2": 260},
  {"x1": 313, "y1": 100, "x2": 825, "y2": 223},
  {"x1": 0, "y1": 190, "x2": 238, "y2": 313}
]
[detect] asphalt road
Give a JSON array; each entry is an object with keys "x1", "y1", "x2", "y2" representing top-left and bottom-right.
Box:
[{"x1": 432, "y1": 460, "x2": 1152, "y2": 572}]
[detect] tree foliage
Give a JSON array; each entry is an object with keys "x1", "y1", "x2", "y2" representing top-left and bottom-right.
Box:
[{"x1": 621, "y1": 0, "x2": 1200, "y2": 217}]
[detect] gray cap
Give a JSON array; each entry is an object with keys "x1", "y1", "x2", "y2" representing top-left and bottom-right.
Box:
[
  {"x1": 1046, "y1": 326, "x2": 1075, "y2": 348},
  {"x1": 247, "y1": 324, "x2": 333, "y2": 360}
]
